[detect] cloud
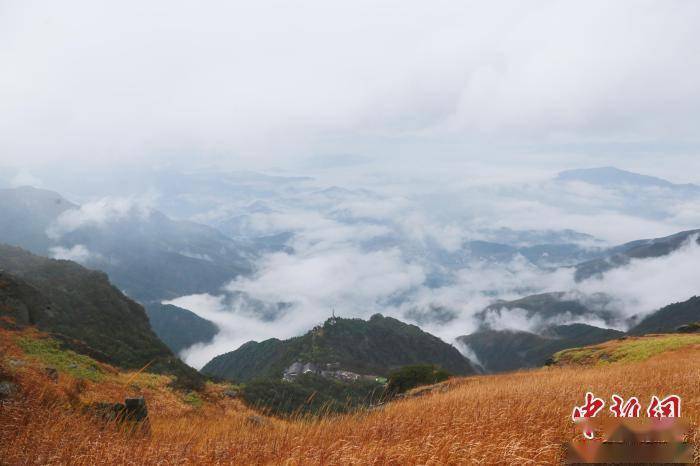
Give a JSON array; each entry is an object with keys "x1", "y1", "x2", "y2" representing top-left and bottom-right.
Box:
[
  {"x1": 172, "y1": 246, "x2": 577, "y2": 368},
  {"x1": 160, "y1": 169, "x2": 700, "y2": 369},
  {"x1": 453, "y1": 340, "x2": 484, "y2": 371},
  {"x1": 576, "y1": 234, "x2": 700, "y2": 319},
  {"x1": 480, "y1": 307, "x2": 611, "y2": 333},
  {"x1": 46, "y1": 196, "x2": 155, "y2": 239},
  {"x1": 171, "y1": 220, "x2": 700, "y2": 369},
  {"x1": 9, "y1": 170, "x2": 43, "y2": 188},
  {"x1": 1, "y1": 1, "x2": 699, "y2": 168},
  {"x1": 170, "y1": 244, "x2": 426, "y2": 368},
  {"x1": 49, "y1": 244, "x2": 100, "y2": 264}
]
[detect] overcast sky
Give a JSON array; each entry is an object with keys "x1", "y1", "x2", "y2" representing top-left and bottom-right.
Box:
[{"x1": 1, "y1": 1, "x2": 700, "y2": 176}]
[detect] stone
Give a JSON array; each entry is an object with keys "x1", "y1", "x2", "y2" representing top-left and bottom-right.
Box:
[
  {"x1": 86, "y1": 396, "x2": 150, "y2": 434},
  {"x1": 124, "y1": 397, "x2": 148, "y2": 422},
  {"x1": 223, "y1": 389, "x2": 239, "y2": 398},
  {"x1": 0, "y1": 381, "x2": 18, "y2": 399}
]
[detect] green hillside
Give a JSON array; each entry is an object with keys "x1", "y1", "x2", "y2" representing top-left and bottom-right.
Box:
[
  {"x1": 202, "y1": 314, "x2": 475, "y2": 382},
  {"x1": 0, "y1": 244, "x2": 203, "y2": 389}
]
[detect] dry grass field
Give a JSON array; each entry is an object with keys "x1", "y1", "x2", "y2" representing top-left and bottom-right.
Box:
[{"x1": 2, "y1": 328, "x2": 699, "y2": 465}]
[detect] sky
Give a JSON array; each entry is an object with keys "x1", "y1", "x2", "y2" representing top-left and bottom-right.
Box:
[{"x1": 1, "y1": 1, "x2": 700, "y2": 175}]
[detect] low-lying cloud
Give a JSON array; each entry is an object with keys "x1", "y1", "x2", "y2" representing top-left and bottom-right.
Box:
[
  {"x1": 46, "y1": 196, "x2": 156, "y2": 239},
  {"x1": 49, "y1": 244, "x2": 101, "y2": 264},
  {"x1": 577, "y1": 235, "x2": 700, "y2": 319},
  {"x1": 170, "y1": 204, "x2": 700, "y2": 369}
]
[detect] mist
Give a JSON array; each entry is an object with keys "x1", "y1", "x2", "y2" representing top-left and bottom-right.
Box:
[{"x1": 162, "y1": 171, "x2": 700, "y2": 367}]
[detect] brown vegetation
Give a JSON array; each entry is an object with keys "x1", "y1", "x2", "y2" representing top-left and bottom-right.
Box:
[{"x1": 1, "y1": 328, "x2": 698, "y2": 465}]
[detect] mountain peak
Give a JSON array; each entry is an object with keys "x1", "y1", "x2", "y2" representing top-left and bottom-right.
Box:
[{"x1": 202, "y1": 314, "x2": 475, "y2": 382}]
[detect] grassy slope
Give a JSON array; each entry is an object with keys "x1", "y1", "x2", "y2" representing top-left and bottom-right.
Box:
[
  {"x1": 552, "y1": 333, "x2": 700, "y2": 366},
  {"x1": 2, "y1": 330, "x2": 700, "y2": 464}
]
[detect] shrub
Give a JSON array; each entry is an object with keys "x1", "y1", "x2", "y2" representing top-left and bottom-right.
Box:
[
  {"x1": 386, "y1": 364, "x2": 450, "y2": 395},
  {"x1": 241, "y1": 374, "x2": 383, "y2": 417}
]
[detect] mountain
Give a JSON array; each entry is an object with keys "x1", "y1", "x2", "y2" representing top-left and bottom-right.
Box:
[
  {"x1": 628, "y1": 296, "x2": 700, "y2": 335},
  {"x1": 574, "y1": 229, "x2": 700, "y2": 281},
  {"x1": 0, "y1": 186, "x2": 254, "y2": 301},
  {"x1": 464, "y1": 240, "x2": 603, "y2": 267},
  {"x1": 144, "y1": 303, "x2": 219, "y2": 354},
  {"x1": 556, "y1": 167, "x2": 700, "y2": 193},
  {"x1": 474, "y1": 291, "x2": 622, "y2": 331},
  {"x1": 55, "y1": 209, "x2": 254, "y2": 301},
  {"x1": 0, "y1": 244, "x2": 202, "y2": 388},
  {"x1": 0, "y1": 186, "x2": 76, "y2": 254},
  {"x1": 202, "y1": 314, "x2": 476, "y2": 382},
  {"x1": 457, "y1": 324, "x2": 624, "y2": 372}
]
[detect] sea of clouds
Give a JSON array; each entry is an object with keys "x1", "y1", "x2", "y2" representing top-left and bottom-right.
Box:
[{"x1": 157, "y1": 170, "x2": 700, "y2": 368}]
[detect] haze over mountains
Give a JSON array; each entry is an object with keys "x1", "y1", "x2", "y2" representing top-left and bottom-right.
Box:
[
  {"x1": 0, "y1": 186, "x2": 255, "y2": 302},
  {"x1": 0, "y1": 166, "x2": 699, "y2": 373}
]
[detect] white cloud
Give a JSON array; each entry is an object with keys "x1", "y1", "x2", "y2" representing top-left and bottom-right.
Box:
[
  {"x1": 1, "y1": 1, "x2": 699, "y2": 168},
  {"x1": 49, "y1": 244, "x2": 100, "y2": 264},
  {"x1": 577, "y1": 235, "x2": 700, "y2": 319},
  {"x1": 9, "y1": 170, "x2": 43, "y2": 188},
  {"x1": 163, "y1": 171, "x2": 700, "y2": 369},
  {"x1": 46, "y1": 196, "x2": 155, "y2": 239}
]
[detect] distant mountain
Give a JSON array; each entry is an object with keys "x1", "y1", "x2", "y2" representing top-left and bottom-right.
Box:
[
  {"x1": 0, "y1": 186, "x2": 76, "y2": 254},
  {"x1": 202, "y1": 314, "x2": 476, "y2": 382},
  {"x1": 475, "y1": 291, "x2": 622, "y2": 331},
  {"x1": 575, "y1": 229, "x2": 700, "y2": 282},
  {"x1": 0, "y1": 244, "x2": 202, "y2": 388},
  {"x1": 457, "y1": 324, "x2": 624, "y2": 373},
  {"x1": 628, "y1": 296, "x2": 700, "y2": 335},
  {"x1": 478, "y1": 228, "x2": 601, "y2": 247},
  {"x1": 55, "y1": 209, "x2": 254, "y2": 301},
  {"x1": 144, "y1": 303, "x2": 219, "y2": 354},
  {"x1": 0, "y1": 186, "x2": 254, "y2": 301},
  {"x1": 556, "y1": 167, "x2": 700, "y2": 193},
  {"x1": 465, "y1": 240, "x2": 604, "y2": 267}
]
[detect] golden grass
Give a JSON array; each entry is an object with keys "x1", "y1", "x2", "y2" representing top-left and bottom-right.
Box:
[
  {"x1": 2, "y1": 329, "x2": 700, "y2": 465},
  {"x1": 553, "y1": 333, "x2": 700, "y2": 366}
]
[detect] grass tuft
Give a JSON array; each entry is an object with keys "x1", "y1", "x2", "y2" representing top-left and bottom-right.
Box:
[{"x1": 16, "y1": 336, "x2": 105, "y2": 382}]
